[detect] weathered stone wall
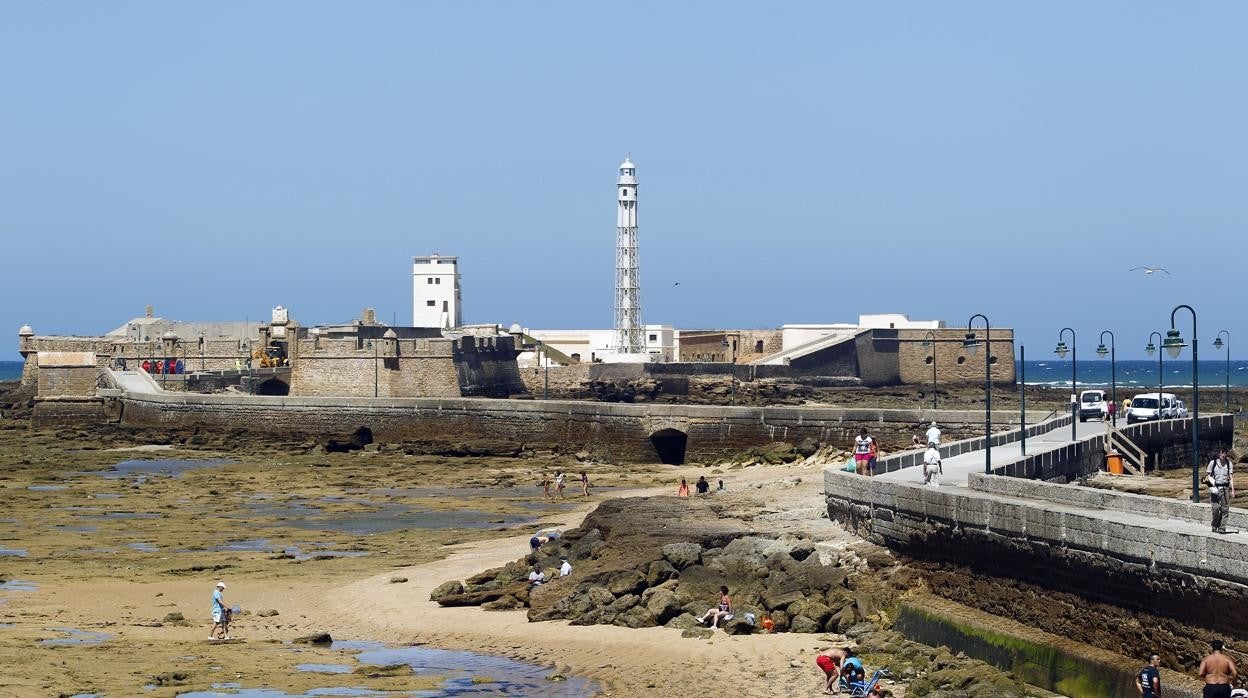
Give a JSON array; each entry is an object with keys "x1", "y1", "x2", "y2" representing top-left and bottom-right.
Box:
[
  {"x1": 113, "y1": 393, "x2": 1027, "y2": 464},
  {"x1": 519, "y1": 363, "x2": 593, "y2": 399},
  {"x1": 895, "y1": 328, "x2": 1016, "y2": 387},
  {"x1": 289, "y1": 338, "x2": 460, "y2": 398},
  {"x1": 22, "y1": 335, "x2": 258, "y2": 376},
  {"x1": 37, "y1": 366, "x2": 97, "y2": 398},
  {"x1": 826, "y1": 467, "x2": 1248, "y2": 637},
  {"x1": 452, "y1": 336, "x2": 526, "y2": 398}
]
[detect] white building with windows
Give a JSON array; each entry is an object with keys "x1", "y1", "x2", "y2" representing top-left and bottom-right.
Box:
[{"x1": 412, "y1": 254, "x2": 462, "y2": 329}]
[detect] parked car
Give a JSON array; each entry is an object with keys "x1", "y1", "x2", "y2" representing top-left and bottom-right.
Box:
[
  {"x1": 1174, "y1": 399, "x2": 1190, "y2": 418},
  {"x1": 1128, "y1": 393, "x2": 1178, "y2": 423},
  {"x1": 1078, "y1": 390, "x2": 1108, "y2": 422}
]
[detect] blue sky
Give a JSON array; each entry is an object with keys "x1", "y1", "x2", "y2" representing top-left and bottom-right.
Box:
[{"x1": 2, "y1": 3, "x2": 1244, "y2": 360}]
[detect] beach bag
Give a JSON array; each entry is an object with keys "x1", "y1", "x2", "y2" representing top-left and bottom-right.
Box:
[{"x1": 844, "y1": 459, "x2": 856, "y2": 472}]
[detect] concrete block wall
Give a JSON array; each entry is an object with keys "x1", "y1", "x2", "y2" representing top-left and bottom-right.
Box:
[
  {"x1": 37, "y1": 366, "x2": 98, "y2": 398},
  {"x1": 824, "y1": 467, "x2": 1248, "y2": 635},
  {"x1": 967, "y1": 473, "x2": 1246, "y2": 529}
]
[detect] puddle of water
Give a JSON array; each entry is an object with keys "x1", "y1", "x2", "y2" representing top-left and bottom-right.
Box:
[
  {"x1": 895, "y1": 604, "x2": 1134, "y2": 698},
  {"x1": 354, "y1": 644, "x2": 595, "y2": 696},
  {"x1": 55, "y1": 525, "x2": 99, "y2": 533},
  {"x1": 79, "y1": 459, "x2": 231, "y2": 480},
  {"x1": 79, "y1": 512, "x2": 162, "y2": 520},
  {"x1": 207, "y1": 539, "x2": 368, "y2": 561},
  {"x1": 0, "y1": 549, "x2": 28, "y2": 557},
  {"x1": 27, "y1": 485, "x2": 67, "y2": 491},
  {"x1": 93, "y1": 493, "x2": 122, "y2": 499},
  {"x1": 196, "y1": 641, "x2": 595, "y2": 696},
  {"x1": 40, "y1": 627, "x2": 113, "y2": 646},
  {"x1": 0, "y1": 623, "x2": 14, "y2": 628},
  {"x1": 295, "y1": 663, "x2": 353, "y2": 674},
  {"x1": 0, "y1": 580, "x2": 38, "y2": 592},
  {"x1": 128, "y1": 543, "x2": 159, "y2": 553},
  {"x1": 236, "y1": 499, "x2": 535, "y2": 535}
]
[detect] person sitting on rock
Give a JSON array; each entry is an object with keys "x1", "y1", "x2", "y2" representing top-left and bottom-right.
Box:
[
  {"x1": 528, "y1": 564, "x2": 546, "y2": 586},
  {"x1": 699, "y1": 586, "x2": 732, "y2": 629},
  {"x1": 558, "y1": 558, "x2": 572, "y2": 577}
]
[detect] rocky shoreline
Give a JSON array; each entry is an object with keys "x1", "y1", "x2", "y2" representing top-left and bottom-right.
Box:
[{"x1": 432, "y1": 495, "x2": 1033, "y2": 696}]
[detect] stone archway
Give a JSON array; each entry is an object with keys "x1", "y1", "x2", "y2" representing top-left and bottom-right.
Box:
[
  {"x1": 649, "y1": 428, "x2": 688, "y2": 465},
  {"x1": 255, "y1": 378, "x2": 290, "y2": 396}
]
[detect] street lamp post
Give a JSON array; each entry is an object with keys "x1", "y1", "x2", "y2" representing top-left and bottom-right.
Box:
[
  {"x1": 721, "y1": 338, "x2": 736, "y2": 406},
  {"x1": 1145, "y1": 332, "x2": 1164, "y2": 427},
  {"x1": 964, "y1": 314, "x2": 992, "y2": 474},
  {"x1": 1019, "y1": 345, "x2": 1026, "y2": 456},
  {"x1": 537, "y1": 340, "x2": 549, "y2": 400},
  {"x1": 1096, "y1": 330, "x2": 1117, "y2": 427},
  {"x1": 199, "y1": 331, "x2": 206, "y2": 372},
  {"x1": 921, "y1": 331, "x2": 938, "y2": 410},
  {"x1": 1166, "y1": 305, "x2": 1200, "y2": 503},
  {"x1": 369, "y1": 340, "x2": 378, "y2": 398},
  {"x1": 1214, "y1": 331, "x2": 1231, "y2": 414},
  {"x1": 1054, "y1": 328, "x2": 1077, "y2": 441}
]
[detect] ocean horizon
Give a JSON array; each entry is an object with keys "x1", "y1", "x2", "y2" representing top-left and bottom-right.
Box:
[
  {"x1": 0, "y1": 361, "x2": 22, "y2": 382},
  {"x1": 1018, "y1": 359, "x2": 1248, "y2": 389}
]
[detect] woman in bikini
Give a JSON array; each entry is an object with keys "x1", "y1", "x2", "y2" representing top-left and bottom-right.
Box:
[
  {"x1": 677, "y1": 478, "x2": 690, "y2": 499},
  {"x1": 699, "y1": 586, "x2": 732, "y2": 629}
]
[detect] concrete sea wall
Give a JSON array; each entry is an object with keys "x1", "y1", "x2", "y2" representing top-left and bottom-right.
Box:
[{"x1": 113, "y1": 392, "x2": 1026, "y2": 464}]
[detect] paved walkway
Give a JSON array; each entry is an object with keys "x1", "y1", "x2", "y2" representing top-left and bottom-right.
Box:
[{"x1": 878, "y1": 416, "x2": 1112, "y2": 487}]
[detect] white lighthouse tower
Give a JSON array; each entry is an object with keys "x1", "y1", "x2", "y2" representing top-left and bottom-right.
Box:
[{"x1": 614, "y1": 157, "x2": 644, "y2": 354}]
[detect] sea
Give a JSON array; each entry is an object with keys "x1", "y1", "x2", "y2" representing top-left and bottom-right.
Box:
[
  {"x1": 1019, "y1": 359, "x2": 1248, "y2": 389},
  {"x1": 0, "y1": 361, "x2": 22, "y2": 382}
]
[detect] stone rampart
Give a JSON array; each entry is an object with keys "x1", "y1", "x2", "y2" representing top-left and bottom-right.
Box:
[
  {"x1": 112, "y1": 392, "x2": 1028, "y2": 464},
  {"x1": 824, "y1": 468, "x2": 1248, "y2": 637}
]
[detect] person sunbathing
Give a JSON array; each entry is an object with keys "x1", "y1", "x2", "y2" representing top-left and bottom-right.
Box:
[{"x1": 698, "y1": 586, "x2": 732, "y2": 629}]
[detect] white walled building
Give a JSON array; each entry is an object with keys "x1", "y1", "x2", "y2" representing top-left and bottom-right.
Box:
[
  {"x1": 412, "y1": 254, "x2": 462, "y2": 329},
  {"x1": 523, "y1": 324, "x2": 675, "y2": 364}
]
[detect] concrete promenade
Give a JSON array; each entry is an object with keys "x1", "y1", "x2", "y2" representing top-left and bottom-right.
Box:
[{"x1": 878, "y1": 416, "x2": 1110, "y2": 487}]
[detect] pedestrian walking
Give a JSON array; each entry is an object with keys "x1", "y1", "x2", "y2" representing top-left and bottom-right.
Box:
[
  {"x1": 1207, "y1": 448, "x2": 1235, "y2": 533},
  {"x1": 923, "y1": 442, "x2": 942, "y2": 486},
  {"x1": 853, "y1": 429, "x2": 874, "y2": 476},
  {"x1": 1136, "y1": 652, "x2": 1160, "y2": 698},
  {"x1": 926, "y1": 421, "x2": 942, "y2": 446},
  {"x1": 554, "y1": 471, "x2": 566, "y2": 500},
  {"x1": 1198, "y1": 639, "x2": 1238, "y2": 697},
  {"x1": 210, "y1": 581, "x2": 232, "y2": 640},
  {"x1": 580, "y1": 471, "x2": 590, "y2": 497},
  {"x1": 541, "y1": 473, "x2": 552, "y2": 501}
]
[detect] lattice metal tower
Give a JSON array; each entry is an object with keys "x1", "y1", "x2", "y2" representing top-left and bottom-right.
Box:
[{"x1": 614, "y1": 157, "x2": 643, "y2": 353}]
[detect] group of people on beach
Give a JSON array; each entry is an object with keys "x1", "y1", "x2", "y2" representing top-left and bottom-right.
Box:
[
  {"x1": 541, "y1": 470, "x2": 590, "y2": 500},
  {"x1": 677, "y1": 475, "x2": 724, "y2": 498}
]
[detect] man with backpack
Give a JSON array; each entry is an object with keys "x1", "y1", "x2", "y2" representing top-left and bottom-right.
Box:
[{"x1": 1208, "y1": 448, "x2": 1235, "y2": 534}]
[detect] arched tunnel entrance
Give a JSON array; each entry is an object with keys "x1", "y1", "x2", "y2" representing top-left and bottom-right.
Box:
[
  {"x1": 255, "y1": 378, "x2": 290, "y2": 396},
  {"x1": 649, "y1": 428, "x2": 688, "y2": 465}
]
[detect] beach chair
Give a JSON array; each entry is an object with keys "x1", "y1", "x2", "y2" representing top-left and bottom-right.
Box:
[{"x1": 845, "y1": 669, "x2": 884, "y2": 697}]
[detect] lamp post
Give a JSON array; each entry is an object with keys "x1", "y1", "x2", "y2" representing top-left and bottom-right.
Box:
[
  {"x1": 368, "y1": 340, "x2": 378, "y2": 398},
  {"x1": 721, "y1": 338, "x2": 736, "y2": 406},
  {"x1": 1054, "y1": 328, "x2": 1077, "y2": 441},
  {"x1": 964, "y1": 314, "x2": 992, "y2": 474},
  {"x1": 1166, "y1": 305, "x2": 1200, "y2": 503},
  {"x1": 198, "y1": 330, "x2": 206, "y2": 372},
  {"x1": 242, "y1": 340, "x2": 253, "y2": 394},
  {"x1": 1214, "y1": 330, "x2": 1230, "y2": 414},
  {"x1": 537, "y1": 340, "x2": 549, "y2": 400},
  {"x1": 921, "y1": 331, "x2": 938, "y2": 410},
  {"x1": 1096, "y1": 330, "x2": 1117, "y2": 427},
  {"x1": 1019, "y1": 345, "x2": 1026, "y2": 456},
  {"x1": 1145, "y1": 332, "x2": 1164, "y2": 427}
]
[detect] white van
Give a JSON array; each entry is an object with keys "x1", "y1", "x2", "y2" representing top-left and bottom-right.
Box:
[
  {"x1": 1078, "y1": 390, "x2": 1107, "y2": 422},
  {"x1": 1127, "y1": 393, "x2": 1177, "y2": 423}
]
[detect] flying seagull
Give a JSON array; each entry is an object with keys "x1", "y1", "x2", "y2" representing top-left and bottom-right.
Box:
[{"x1": 1129, "y1": 267, "x2": 1170, "y2": 276}]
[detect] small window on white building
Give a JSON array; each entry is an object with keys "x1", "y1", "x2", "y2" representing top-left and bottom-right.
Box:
[
  {"x1": 435, "y1": 278, "x2": 441, "y2": 284},
  {"x1": 427, "y1": 278, "x2": 433, "y2": 284},
  {"x1": 426, "y1": 300, "x2": 436, "y2": 307},
  {"x1": 649, "y1": 334, "x2": 657, "y2": 341}
]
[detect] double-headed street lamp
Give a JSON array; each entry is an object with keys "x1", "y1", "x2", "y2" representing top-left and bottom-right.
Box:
[
  {"x1": 964, "y1": 314, "x2": 992, "y2": 474},
  {"x1": 1164, "y1": 305, "x2": 1200, "y2": 503},
  {"x1": 1054, "y1": 328, "x2": 1077, "y2": 441},
  {"x1": 1096, "y1": 330, "x2": 1117, "y2": 427},
  {"x1": 1214, "y1": 330, "x2": 1231, "y2": 414},
  {"x1": 921, "y1": 331, "x2": 938, "y2": 410}
]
